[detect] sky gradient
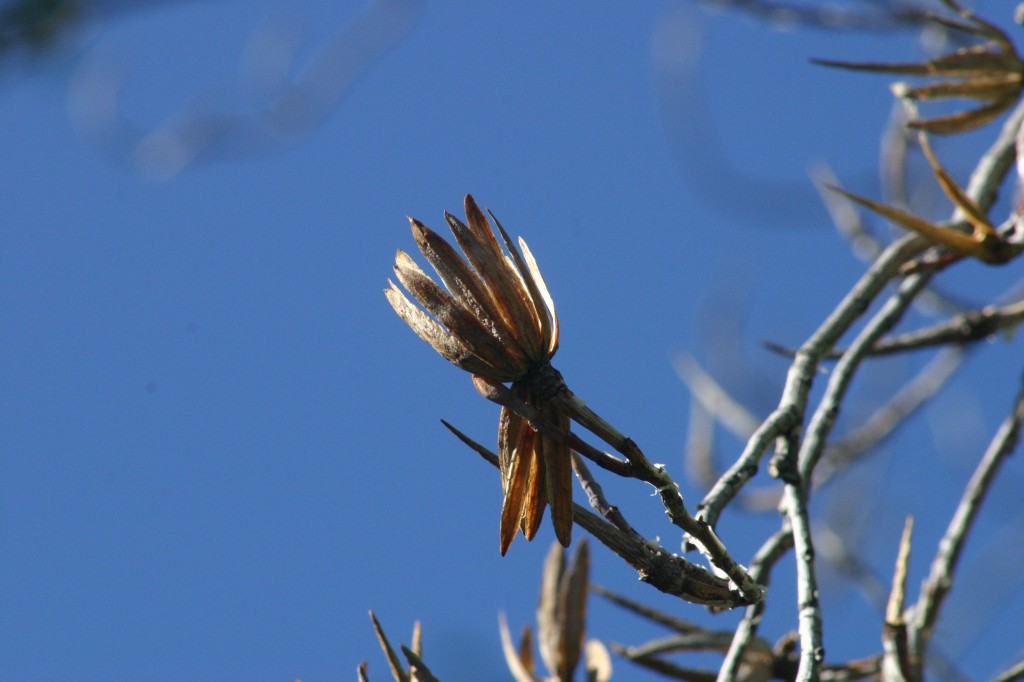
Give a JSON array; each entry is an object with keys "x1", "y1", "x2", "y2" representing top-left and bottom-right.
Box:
[{"x1": 2, "y1": 1, "x2": 1023, "y2": 680}]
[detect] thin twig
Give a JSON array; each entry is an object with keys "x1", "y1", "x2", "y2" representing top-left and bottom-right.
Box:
[
  {"x1": 474, "y1": 377, "x2": 760, "y2": 597},
  {"x1": 608, "y1": 641, "x2": 718, "y2": 682},
  {"x1": 590, "y1": 584, "x2": 705, "y2": 634},
  {"x1": 675, "y1": 353, "x2": 762, "y2": 440},
  {"x1": 693, "y1": 0, "x2": 935, "y2": 31},
  {"x1": 571, "y1": 453, "x2": 636, "y2": 536},
  {"x1": 552, "y1": 389, "x2": 765, "y2": 605},
  {"x1": 764, "y1": 299, "x2": 1024, "y2": 359},
  {"x1": 862, "y1": 300, "x2": 1024, "y2": 354},
  {"x1": 784, "y1": 96, "x2": 1024, "y2": 682},
  {"x1": 698, "y1": 228, "x2": 927, "y2": 530},
  {"x1": 813, "y1": 161, "x2": 887, "y2": 263},
  {"x1": 797, "y1": 269, "x2": 934, "y2": 481},
  {"x1": 908, "y1": 374, "x2": 1024, "y2": 670}
]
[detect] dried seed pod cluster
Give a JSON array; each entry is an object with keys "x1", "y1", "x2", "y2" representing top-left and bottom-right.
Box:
[{"x1": 386, "y1": 195, "x2": 572, "y2": 554}]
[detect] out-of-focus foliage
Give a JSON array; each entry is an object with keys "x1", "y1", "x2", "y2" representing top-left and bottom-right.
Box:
[{"x1": 0, "y1": 0, "x2": 79, "y2": 55}]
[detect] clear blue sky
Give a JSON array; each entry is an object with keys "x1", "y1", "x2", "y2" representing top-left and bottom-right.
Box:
[{"x1": 2, "y1": 1, "x2": 1022, "y2": 680}]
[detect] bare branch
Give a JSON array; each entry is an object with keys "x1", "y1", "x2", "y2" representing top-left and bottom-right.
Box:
[
  {"x1": 909, "y1": 374, "x2": 1024, "y2": 668},
  {"x1": 717, "y1": 527, "x2": 794, "y2": 682}
]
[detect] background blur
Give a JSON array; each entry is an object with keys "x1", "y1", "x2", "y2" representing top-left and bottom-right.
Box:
[{"x1": 2, "y1": 1, "x2": 1022, "y2": 680}]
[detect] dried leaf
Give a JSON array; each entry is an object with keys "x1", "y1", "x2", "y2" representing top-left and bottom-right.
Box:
[
  {"x1": 558, "y1": 540, "x2": 590, "y2": 679},
  {"x1": 810, "y1": 57, "x2": 931, "y2": 76},
  {"x1": 906, "y1": 97, "x2": 1015, "y2": 134},
  {"x1": 518, "y1": 237, "x2": 559, "y2": 356},
  {"x1": 499, "y1": 423, "x2": 536, "y2": 555},
  {"x1": 401, "y1": 646, "x2": 441, "y2": 682},
  {"x1": 537, "y1": 543, "x2": 567, "y2": 677},
  {"x1": 825, "y1": 185, "x2": 989, "y2": 259},
  {"x1": 393, "y1": 250, "x2": 519, "y2": 378},
  {"x1": 916, "y1": 134, "x2": 996, "y2": 238},
  {"x1": 385, "y1": 283, "x2": 491, "y2": 376},
  {"x1": 518, "y1": 626, "x2": 536, "y2": 677},
  {"x1": 462, "y1": 196, "x2": 546, "y2": 360},
  {"x1": 491, "y1": 206, "x2": 555, "y2": 360},
  {"x1": 369, "y1": 611, "x2": 410, "y2": 682},
  {"x1": 387, "y1": 196, "x2": 569, "y2": 553},
  {"x1": 899, "y1": 74, "x2": 1020, "y2": 101},
  {"x1": 886, "y1": 517, "x2": 915, "y2": 626},
  {"x1": 411, "y1": 621, "x2": 422, "y2": 658},
  {"x1": 499, "y1": 612, "x2": 540, "y2": 682},
  {"x1": 542, "y1": 425, "x2": 573, "y2": 549},
  {"x1": 411, "y1": 218, "x2": 525, "y2": 362}
]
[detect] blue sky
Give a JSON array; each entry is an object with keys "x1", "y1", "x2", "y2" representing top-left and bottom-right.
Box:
[{"x1": 2, "y1": 1, "x2": 1023, "y2": 680}]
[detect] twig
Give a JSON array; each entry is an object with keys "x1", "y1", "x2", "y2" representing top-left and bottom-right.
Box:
[
  {"x1": 473, "y1": 376, "x2": 762, "y2": 599},
  {"x1": 813, "y1": 161, "x2": 887, "y2": 263},
  {"x1": 908, "y1": 374, "x2": 1024, "y2": 670},
  {"x1": 608, "y1": 642, "x2": 718, "y2": 682},
  {"x1": 440, "y1": 421, "x2": 752, "y2": 608},
  {"x1": 590, "y1": 584, "x2": 705, "y2": 634},
  {"x1": 470, "y1": 377, "x2": 633, "y2": 477},
  {"x1": 819, "y1": 657, "x2": 883, "y2": 682},
  {"x1": 698, "y1": 228, "x2": 928, "y2": 530},
  {"x1": 764, "y1": 300, "x2": 1024, "y2": 359},
  {"x1": 685, "y1": 396, "x2": 718, "y2": 491},
  {"x1": 782, "y1": 96, "x2": 1024, "y2": 682},
  {"x1": 796, "y1": 269, "x2": 934, "y2": 481},
  {"x1": 865, "y1": 301, "x2": 1024, "y2": 354},
  {"x1": 571, "y1": 453, "x2": 636, "y2": 536},
  {"x1": 617, "y1": 631, "x2": 736, "y2": 658},
  {"x1": 552, "y1": 389, "x2": 766, "y2": 605}
]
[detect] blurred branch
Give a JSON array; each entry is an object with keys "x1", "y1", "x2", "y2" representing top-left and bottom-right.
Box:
[
  {"x1": 816, "y1": 347, "x2": 963, "y2": 487},
  {"x1": 69, "y1": 0, "x2": 423, "y2": 179},
  {"x1": 992, "y1": 658, "x2": 1024, "y2": 682},
  {"x1": 691, "y1": 0, "x2": 935, "y2": 32},
  {"x1": 0, "y1": 0, "x2": 78, "y2": 56}
]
